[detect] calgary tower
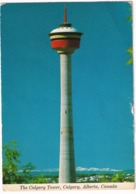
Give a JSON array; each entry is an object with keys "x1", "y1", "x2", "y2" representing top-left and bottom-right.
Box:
[{"x1": 49, "y1": 6, "x2": 83, "y2": 183}]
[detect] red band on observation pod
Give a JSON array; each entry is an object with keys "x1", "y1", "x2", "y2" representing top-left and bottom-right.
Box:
[{"x1": 51, "y1": 39, "x2": 80, "y2": 48}]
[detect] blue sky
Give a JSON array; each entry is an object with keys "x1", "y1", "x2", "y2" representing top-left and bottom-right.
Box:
[{"x1": 2, "y1": 2, "x2": 134, "y2": 171}]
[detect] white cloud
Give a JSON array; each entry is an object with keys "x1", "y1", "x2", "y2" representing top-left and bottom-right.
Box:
[
  {"x1": 18, "y1": 170, "x2": 23, "y2": 172},
  {"x1": 18, "y1": 169, "x2": 43, "y2": 173},
  {"x1": 76, "y1": 167, "x2": 88, "y2": 171},
  {"x1": 45, "y1": 168, "x2": 59, "y2": 172},
  {"x1": 110, "y1": 168, "x2": 121, "y2": 172},
  {"x1": 76, "y1": 167, "x2": 121, "y2": 172},
  {"x1": 18, "y1": 168, "x2": 59, "y2": 173},
  {"x1": 130, "y1": 103, "x2": 134, "y2": 116},
  {"x1": 18, "y1": 167, "x2": 121, "y2": 173}
]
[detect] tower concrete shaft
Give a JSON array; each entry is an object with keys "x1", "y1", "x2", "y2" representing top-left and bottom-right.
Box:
[
  {"x1": 49, "y1": 6, "x2": 82, "y2": 183},
  {"x1": 59, "y1": 54, "x2": 75, "y2": 183}
]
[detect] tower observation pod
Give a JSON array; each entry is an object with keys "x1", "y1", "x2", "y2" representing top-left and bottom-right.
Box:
[{"x1": 49, "y1": 6, "x2": 83, "y2": 183}]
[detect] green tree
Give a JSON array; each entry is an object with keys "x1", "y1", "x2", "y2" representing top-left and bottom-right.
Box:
[
  {"x1": 32, "y1": 174, "x2": 46, "y2": 183},
  {"x1": 111, "y1": 172, "x2": 125, "y2": 182},
  {"x1": 126, "y1": 7, "x2": 133, "y2": 65},
  {"x1": 126, "y1": 47, "x2": 133, "y2": 65},
  {"x1": 3, "y1": 141, "x2": 20, "y2": 183},
  {"x1": 21, "y1": 162, "x2": 35, "y2": 183},
  {"x1": 3, "y1": 141, "x2": 36, "y2": 184},
  {"x1": 100, "y1": 175, "x2": 107, "y2": 182}
]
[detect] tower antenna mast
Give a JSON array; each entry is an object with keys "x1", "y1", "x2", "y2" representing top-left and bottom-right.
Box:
[{"x1": 64, "y1": 5, "x2": 67, "y2": 23}]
